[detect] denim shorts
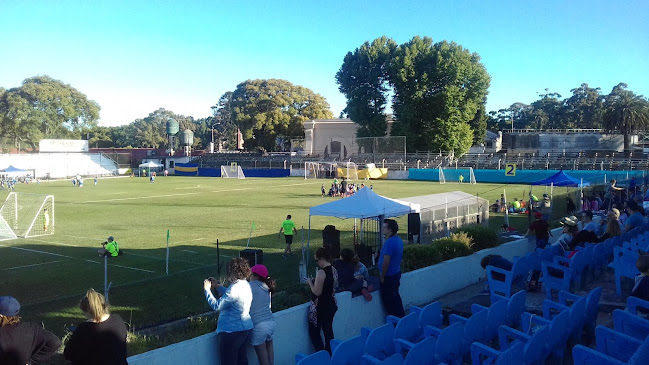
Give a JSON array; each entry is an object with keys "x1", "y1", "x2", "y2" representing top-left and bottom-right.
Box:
[{"x1": 250, "y1": 320, "x2": 276, "y2": 346}]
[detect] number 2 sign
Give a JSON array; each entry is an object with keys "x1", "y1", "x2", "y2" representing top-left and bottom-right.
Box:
[{"x1": 505, "y1": 164, "x2": 516, "y2": 176}]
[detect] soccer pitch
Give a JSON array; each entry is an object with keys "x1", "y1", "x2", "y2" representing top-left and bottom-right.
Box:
[{"x1": 0, "y1": 176, "x2": 553, "y2": 335}]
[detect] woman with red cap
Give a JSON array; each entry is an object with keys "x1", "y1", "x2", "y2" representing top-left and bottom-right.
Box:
[{"x1": 249, "y1": 264, "x2": 276, "y2": 365}]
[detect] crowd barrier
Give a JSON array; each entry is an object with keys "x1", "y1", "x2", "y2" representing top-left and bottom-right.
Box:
[
  {"x1": 409, "y1": 168, "x2": 645, "y2": 185},
  {"x1": 196, "y1": 168, "x2": 290, "y2": 178}
]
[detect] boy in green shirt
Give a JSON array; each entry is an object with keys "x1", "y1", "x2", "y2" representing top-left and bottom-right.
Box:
[
  {"x1": 98, "y1": 236, "x2": 120, "y2": 257},
  {"x1": 278, "y1": 215, "x2": 297, "y2": 259}
]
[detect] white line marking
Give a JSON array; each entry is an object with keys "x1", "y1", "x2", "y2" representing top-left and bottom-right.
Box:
[
  {"x1": 0, "y1": 244, "x2": 74, "y2": 258},
  {"x1": 278, "y1": 182, "x2": 318, "y2": 187},
  {"x1": 211, "y1": 187, "x2": 252, "y2": 193},
  {"x1": 180, "y1": 249, "x2": 197, "y2": 254},
  {"x1": 85, "y1": 260, "x2": 100, "y2": 264},
  {"x1": 109, "y1": 264, "x2": 155, "y2": 273},
  {"x1": 170, "y1": 237, "x2": 205, "y2": 245},
  {"x1": 82, "y1": 192, "x2": 200, "y2": 203},
  {"x1": 3, "y1": 260, "x2": 67, "y2": 271},
  {"x1": 175, "y1": 186, "x2": 202, "y2": 190}
]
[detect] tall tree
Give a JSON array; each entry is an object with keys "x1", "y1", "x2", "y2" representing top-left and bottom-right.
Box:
[
  {"x1": 389, "y1": 37, "x2": 491, "y2": 154},
  {"x1": 563, "y1": 83, "x2": 604, "y2": 129},
  {"x1": 211, "y1": 91, "x2": 238, "y2": 150},
  {"x1": 336, "y1": 36, "x2": 397, "y2": 137},
  {"x1": 0, "y1": 76, "x2": 100, "y2": 148},
  {"x1": 230, "y1": 79, "x2": 333, "y2": 151},
  {"x1": 530, "y1": 89, "x2": 564, "y2": 129},
  {"x1": 603, "y1": 83, "x2": 649, "y2": 155}
]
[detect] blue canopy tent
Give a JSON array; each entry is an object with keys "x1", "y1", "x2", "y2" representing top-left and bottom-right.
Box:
[
  {"x1": 530, "y1": 170, "x2": 590, "y2": 188},
  {"x1": 529, "y1": 170, "x2": 590, "y2": 221}
]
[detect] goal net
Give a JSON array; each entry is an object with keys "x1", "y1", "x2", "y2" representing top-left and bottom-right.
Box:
[
  {"x1": 305, "y1": 162, "x2": 336, "y2": 179},
  {"x1": 345, "y1": 162, "x2": 359, "y2": 181},
  {"x1": 221, "y1": 165, "x2": 245, "y2": 179},
  {"x1": 439, "y1": 167, "x2": 446, "y2": 184},
  {"x1": 0, "y1": 192, "x2": 54, "y2": 238}
]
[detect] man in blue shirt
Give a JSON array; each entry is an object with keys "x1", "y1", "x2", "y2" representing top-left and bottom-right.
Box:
[
  {"x1": 378, "y1": 219, "x2": 405, "y2": 317},
  {"x1": 625, "y1": 200, "x2": 645, "y2": 232}
]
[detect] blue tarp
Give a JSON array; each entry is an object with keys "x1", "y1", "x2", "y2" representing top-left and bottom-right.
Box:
[
  {"x1": 530, "y1": 170, "x2": 590, "y2": 187},
  {"x1": 2, "y1": 165, "x2": 27, "y2": 172}
]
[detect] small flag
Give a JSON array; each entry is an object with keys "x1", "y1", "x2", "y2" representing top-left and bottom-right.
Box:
[
  {"x1": 251, "y1": 222, "x2": 255, "y2": 230},
  {"x1": 167, "y1": 230, "x2": 170, "y2": 240}
]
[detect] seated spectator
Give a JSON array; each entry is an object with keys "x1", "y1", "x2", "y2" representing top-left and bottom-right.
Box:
[
  {"x1": 631, "y1": 255, "x2": 649, "y2": 301},
  {"x1": 581, "y1": 210, "x2": 598, "y2": 232},
  {"x1": 625, "y1": 200, "x2": 645, "y2": 232},
  {"x1": 333, "y1": 249, "x2": 372, "y2": 301},
  {"x1": 598, "y1": 210, "x2": 622, "y2": 242},
  {"x1": 0, "y1": 296, "x2": 61, "y2": 365},
  {"x1": 566, "y1": 197, "x2": 577, "y2": 214},
  {"x1": 553, "y1": 217, "x2": 578, "y2": 252}
]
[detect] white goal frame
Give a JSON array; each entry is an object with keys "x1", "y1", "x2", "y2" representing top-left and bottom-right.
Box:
[
  {"x1": 221, "y1": 165, "x2": 245, "y2": 179},
  {"x1": 304, "y1": 162, "x2": 337, "y2": 179},
  {"x1": 469, "y1": 167, "x2": 477, "y2": 184},
  {"x1": 439, "y1": 167, "x2": 446, "y2": 184},
  {"x1": 0, "y1": 192, "x2": 55, "y2": 238}
]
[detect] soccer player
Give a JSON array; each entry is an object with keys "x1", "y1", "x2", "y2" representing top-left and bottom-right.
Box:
[{"x1": 278, "y1": 215, "x2": 297, "y2": 259}]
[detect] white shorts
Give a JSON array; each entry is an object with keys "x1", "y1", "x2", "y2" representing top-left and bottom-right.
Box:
[{"x1": 250, "y1": 320, "x2": 276, "y2": 346}]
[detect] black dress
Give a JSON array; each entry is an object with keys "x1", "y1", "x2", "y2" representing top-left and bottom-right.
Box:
[
  {"x1": 64, "y1": 314, "x2": 128, "y2": 365},
  {"x1": 308, "y1": 265, "x2": 338, "y2": 353}
]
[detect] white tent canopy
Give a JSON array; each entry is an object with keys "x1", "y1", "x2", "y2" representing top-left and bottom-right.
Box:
[
  {"x1": 139, "y1": 161, "x2": 163, "y2": 169},
  {"x1": 309, "y1": 187, "x2": 420, "y2": 219}
]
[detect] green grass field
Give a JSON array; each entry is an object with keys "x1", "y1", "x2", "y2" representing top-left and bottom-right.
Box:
[{"x1": 0, "y1": 176, "x2": 569, "y2": 336}]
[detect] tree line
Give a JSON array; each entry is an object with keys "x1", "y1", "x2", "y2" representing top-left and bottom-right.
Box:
[{"x1": 1, "y1": 37, "x2": 647, "y2": 155}]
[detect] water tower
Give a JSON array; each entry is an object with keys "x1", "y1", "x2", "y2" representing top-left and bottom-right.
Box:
[
  {"x1": 166, "y1": 118, "x2": 179, "y2": 156},
  {"x1": 181, "y1": 129, "x2": 194, "y2": 157}
]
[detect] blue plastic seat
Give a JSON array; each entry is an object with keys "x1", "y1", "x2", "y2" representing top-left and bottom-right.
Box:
[
  {"x1": 495, "y1": 290, "x2": 526, "y2": 328},
  {"x1": 609, "y1": 247, "x2": 641, "y2": 296},
  {"x1": 553, "y1": 247, "x2": 591, "y2": 291},
  {"x1": 486, "y1": 252, "x2": 535, "y2": 299},
  {"x1": 539, "y1": 261, "x2": 573, "y2": 299},
  {"x1": 470, "y1": 298, "x2": 508, "y2": 342},
  {"x1": 331, "y1": 334, "x2": 366, "y2": 365},
  {"x1": 424, "y1": 321, "x2": 465, "y2": 365},
  {"x1": 392, "y1": 313, "x2": 422, "y2": 355},
  {"x1": 613, "y1": 309, "x2": 649, "y2": 340},
  {"x1": 543, "y1": 295, "x2": 587, "y2": 344},
  {"x1": 473, "y1": 325, "x2": 549, "y2": 365},
  {"x1": 573, "y1": 326, "x2": 649, "y2": 365},
  {"x1": 471, "y1": 340, "x2": 524, "y2": 365},
  {"x1": 558, "y1": 287, "x2": 602, "y2": 343},
  {"x1": 402, "y1": 336, "x2": 436, "y2": 365},
  {"x1": 514, "y1": 310, "x2": 570, "y2": 363},
  {"x1": 627, "y1": 296, "x2": 649, "y2": 316},
  {"x1": 447, "y1": 307, "x2": 488, "y2": 361},
  {"x1": 296, "y1": 350, "x2": 330, "y2": 365},
  {"x1": 361, "y1": 323, "x2": 396, "y2": 364},
  {"x1": 410, "y1": 301, "x2": 444, "y2": 330}
]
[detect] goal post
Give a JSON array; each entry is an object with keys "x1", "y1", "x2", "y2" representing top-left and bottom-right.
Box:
[
  {"x1": 439, "y1": 167, "x2": 446, "y2": 184},
  {"x1": 221, "y1": 165, "x2": 245, "y2": 179},
  {"x1": 0, "y1": 192, "x2": 55, "y2": 238},
  {"x1": 469, "y1": 167, "x2": 477, "y2": 184},
  {"x1": 346, "y1": 162, "x2": 359, "y2": 181}
]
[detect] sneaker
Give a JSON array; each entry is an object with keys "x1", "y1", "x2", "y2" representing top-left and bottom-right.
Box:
[
  {"x1": 361, "y1": 288, "x2": 373, "y2": 301},
  {"x1": 282, "y1": 254, "x2": 287, "y2": 259}
]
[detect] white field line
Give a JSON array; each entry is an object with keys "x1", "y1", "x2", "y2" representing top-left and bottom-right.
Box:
[
  {"x1": 174, "y1": 186, "x2": 203, "y2": 190},
  {"x1": 0, "y1": 244, "x2": 74, "y2": 258},
  {"x1": 109, "y1": 263, "x2": 155, "y2": 273},
  {"x1": 277, "y1": 182, "x2": 319, "y2": 187},
  {"x1": 0, "y1": 241, "x2": 156, "y2": 273},
  {"x1": 81, "y1": 192, "x2": 201, "y2": 203},
  {"x1": 180, "y1": 249, "x2": 197, "y2": 254},
  {"x1": 3, "y1": 259, "x2": 68, "y2": 271},
  {"x1": 211, "y1": 187, "x2": 252, "y2": 193}
]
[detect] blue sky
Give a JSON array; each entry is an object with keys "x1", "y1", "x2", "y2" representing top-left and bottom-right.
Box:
[{"x1": 1, "y1": 0, "x2": 647, "y2": 127}]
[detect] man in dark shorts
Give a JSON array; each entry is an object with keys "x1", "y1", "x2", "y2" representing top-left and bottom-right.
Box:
[{"x1": 278, "y1": 215, "x2": 297, "y2": 259}]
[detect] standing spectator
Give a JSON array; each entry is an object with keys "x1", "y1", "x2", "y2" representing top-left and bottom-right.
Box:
[
  {"x1": 629, "y1": 177, "x2": 637, "y2": 196},
  {"x1": 341, "y1": 178, "x2": 347, "y2": 198},
  {"x1": 566, "y1": 197, "x2": 577, "y2": 214},
  {"x1": 500, "y1": 194, "x2": 506, "y2": 213},
  {"x1": 526, "y1": 212, "x2": 552, "y2": 249},
  {"x1": 459, "y1": 174, "x2": 464, "y2": 184},
  {"x1": 625, "y1": 200, "x2": 645, "y2": 232},
  {"x1": 541, "y1": 194, "x2": 552, "y2": 220},
  {"x1": 631, "y1": 255, "x2": 649, "y2": 301},
  {"x1": 321, "y1": 184, "x2": 326, "y2": 197},
  {"x1": 307, "y1": 247, "x2": 338, "y2": 354},
  {"x1": 64, "y1": 289, "x2": 128, "y2": 365},
  {"x1": 378, "y1": 219, "x2": 405, "y2": 318},
  {"x1": 278, "y1": 215, "x2": 297, "y2": 259},
  {"x1": 203, "y1": 258, "x2": 253, "y2": 365},
  {"x1": 248, "y1": 265, "x2": 276, "y2": 365},
  {"x1": 0, "y1": 296, "x2": 61, "y2": 365},
  {"x1": 590, "y1": 195, "x2": 599, "y2": 211},
  {"x1": 604, "y1": 179, "x2": 624, "y2": 210}
]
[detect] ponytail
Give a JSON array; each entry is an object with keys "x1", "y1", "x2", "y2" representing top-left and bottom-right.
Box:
[
  {"x1": 80, "y1": 288, "x2": 109, "y2": 322},
  {"x1": 264, "y1": 276, "x2": 277, "y2": 294}
]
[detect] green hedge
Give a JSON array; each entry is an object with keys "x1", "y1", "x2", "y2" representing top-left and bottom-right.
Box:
[
  {"x1": 402, "y1": 232, "x2": 473, "y2": 272},
  {"x1": 457, "y1": 225, "x2": 499, "y2": 251}
]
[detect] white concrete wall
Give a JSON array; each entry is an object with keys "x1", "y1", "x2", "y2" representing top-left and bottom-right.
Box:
[
  {"x1": 127, "y1": 231, "x2": 561, "y2": 365},
  {"x1": 387, "y1": 170, "x2": 409, "y2": 180}
]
